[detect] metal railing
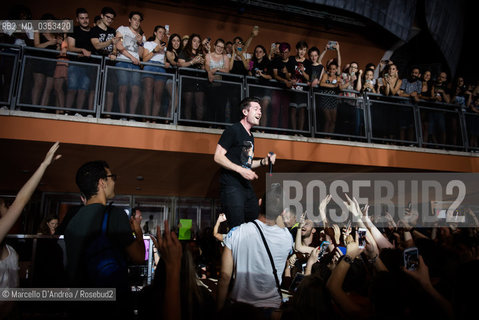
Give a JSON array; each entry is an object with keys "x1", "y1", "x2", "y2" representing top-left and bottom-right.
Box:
[{"x1": 1, "y1": 43, "x2": 477, "y2": 152}]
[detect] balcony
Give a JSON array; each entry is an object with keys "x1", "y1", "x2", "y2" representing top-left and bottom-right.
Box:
[{"x1": 1, "y1": 43, "x2": 479, "y2": 201}]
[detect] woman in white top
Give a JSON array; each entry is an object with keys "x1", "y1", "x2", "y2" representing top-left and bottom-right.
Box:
[
  {"x1": 205, "y1": 38, "x2": 229, "y2": 83},
  {"x1": 115, "y1": 11, "x2": 146, "y2": 115},
  {"x1": 142, "y1": 25, "x2": 168, "y2": 118},
  {"x1": 205, "y1": 38, "x2": 230, "y2": 122}
]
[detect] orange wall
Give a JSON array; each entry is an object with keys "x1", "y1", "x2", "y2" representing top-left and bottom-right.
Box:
[
  {"x1": 2, "y1": 116, "x2": 479, "y2": 172},
  {"x1": 12, "y1": 0, "x2": 386, "y2": 69}
]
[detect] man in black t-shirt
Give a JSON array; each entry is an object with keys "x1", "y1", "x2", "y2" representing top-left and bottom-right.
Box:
[
  {"x1": 90, "y1": 7, "x2": 119, "y2": 112},
  {"x1": 65, "y1": 160, "x2": 145, "y2": 320},
  {"x1": 67, "y1": 8, "x2": 94, "y2": 110},
  {"x1": 214, "y1": 97, "x2": 276, "y2": 228}
]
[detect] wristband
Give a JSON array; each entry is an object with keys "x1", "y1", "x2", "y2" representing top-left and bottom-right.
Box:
[
  {"x1": 343, "y1": 255, "x2": 354, "y2": 265},
  {"x1": 260, "y1": 158, "x2": 265, "y2": 166}
]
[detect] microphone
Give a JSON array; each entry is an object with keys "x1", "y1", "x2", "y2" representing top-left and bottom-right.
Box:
[{"x1": 268, "y1": 152, "x2": 274, "y2": 176}]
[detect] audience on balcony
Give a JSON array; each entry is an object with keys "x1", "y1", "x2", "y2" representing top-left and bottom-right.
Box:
[
  {"x1": 66, "y1": 8, "x2": 95, "y2": 111},
  {"x1": 115, "y1": 11, "x2": 145, "y2": 117},
  {"x1": 142, "y1": 25, "x2": 168, "y2": 118},
  {"x1": 2, "y1": 5, "x2": 479, "y2": 149},
  {"x1": 318, "y1": 60, "x2": 341, "y2": 134},
  {"x1": 178, "y1": 33, "x2": 206, "y2": 121}
]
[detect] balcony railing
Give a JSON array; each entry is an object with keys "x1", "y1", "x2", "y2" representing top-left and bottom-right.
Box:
[{"x1": 1, "y1": 43, "x2": 477, "y2": 152}]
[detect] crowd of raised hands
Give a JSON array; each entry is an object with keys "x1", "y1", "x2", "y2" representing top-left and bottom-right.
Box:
[{"x1": 279, "y1": 194, "x2": 479, "y2": 320}]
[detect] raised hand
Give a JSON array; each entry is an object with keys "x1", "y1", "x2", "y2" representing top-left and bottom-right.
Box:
[
  {"x1": 42, "y1": 141, "x2": 62, "y2": 166},
  {"x1": 319, "y1": 194, "x2": 332, "y2": 224},
  {"x1": 152, "y1": 220, "x2": 182, "y2": 270}
]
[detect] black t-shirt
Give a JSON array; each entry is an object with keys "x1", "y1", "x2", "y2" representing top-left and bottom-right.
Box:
[
  {"x1": 70, "y1": 25, "x2": 94, "y2": 52},
  {"x1": 179, "y1": 50, "x2": 203, "y2": 69},
  {"x1": 231, "y1": 59, "x2": 249, "y2": 75},
  {"x1": 218, "y1": 122, "x2": 254, "y2": 187},
  {"x1": 64, "y1": 203, "x2": 135, "y2": 285},
  {"x1": 309, "y1": 64, "x2": 324, "y2": 83},
  {"x1": 90, "y1": 25, "x2": 116, "y2": 56},
  {"x1": 272, "y1": 56, "x2": 296, "y2": 80},
  {"x1": 291, "y1": 58, "x2": 312, "y2": 84},
  {"x1": 251, "y1": 58, "x2": 272, "y2": 85}
]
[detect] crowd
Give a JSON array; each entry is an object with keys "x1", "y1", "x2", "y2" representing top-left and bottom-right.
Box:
[
  {"x1": 1, "y1": 131, "x2": 478, "y2": 320},
  {"x1": 1, "y1": 4, "x2": 479, "y2": 319},
  {"x1": 2, "y1": 5, "x2": 479, "y2": 139}
]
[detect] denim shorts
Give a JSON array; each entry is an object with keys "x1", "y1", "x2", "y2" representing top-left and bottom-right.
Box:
[
  {"x1": 116, "y1": 61, "x2": 141, "y2": 86},
  {"x1": 142, "y1": 63, "x2": 168, "y2": 81},
  {"x1": 67, "y1": 64, "x2": 90, "y2": 90}
]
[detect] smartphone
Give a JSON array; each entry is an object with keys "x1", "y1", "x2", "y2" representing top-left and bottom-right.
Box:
[
  {"x1": 318, "y1": 241, "x2": 330, "y2": 260},
  {"x1": 358, "y1": 228, "x2": 367, "y2": 249},
  {"x1": 403, "y1": 247, "x2": 419, "y2": 271},
  {"x1": 160, "y1": 41, "x2": 166, "y2": 46},
  {"x1": 288, "y1": 273, "x2": 305, "y2": 293},
  {"x1": 271, "y1": 42, "x2": 276, "y2": 50},
  {"x1": 338, "y1": 246, "x2": 347, "y2": 255},
  {"x1": 327, "y1": 41, "x2": 337, "y2": 50},
  {"x1": 165, "y1": 24, "x2": 169, "y2": 33}
]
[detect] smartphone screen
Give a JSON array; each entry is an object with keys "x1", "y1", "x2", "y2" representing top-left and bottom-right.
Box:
[
  {"x1": 404, "y1": 247, "x2": 419, "y2": 271},
  {"x1": 318, "y1": 241, "x2": 330, "y2": 259},
  {"x1": 358, "y1": 228, "x2": 367, "y2": 248}
]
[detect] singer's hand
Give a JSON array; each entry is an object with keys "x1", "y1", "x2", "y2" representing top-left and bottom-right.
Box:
[
  {"x1": 239, "y1": 167, "x2": 258, "y2": 181},
  {"x1": 267, "y1": 152, "x2": 276, "y2": 165}
]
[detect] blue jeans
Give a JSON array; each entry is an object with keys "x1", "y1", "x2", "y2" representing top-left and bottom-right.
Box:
[
  {"x1": 116, "y1": 61, "x2": 141, "y2": 86},
  {"x1": 68, "y1": 64, "x2": 90, "y2": 90}
]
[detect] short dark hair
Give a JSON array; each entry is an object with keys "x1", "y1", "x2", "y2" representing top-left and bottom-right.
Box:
[
  {"x1": 296, "y1": 40, "x2": 308, "y2": 50},
  {"x1": 129, "y1": 11, "x2": 144, "y2": 21},
  {"x1": 233, "y1": 36, "x2": 243, "y2": 43},
  {"x1": 260, "y1": 183, "x2": 284, "y2": 220},
  {"x1": 93, "y1": 15, "x2": 101, "y2": 24},
  {"x1": 308, "y1": 46, "x2": 320, "y2": 57},
  {"x1": 75, "y1": 161, "x2": 109, "y2": 200},
  {"x1": 76, "y1": 8, "x2": 88, "y2": 17},
  {"x1": 101, "y1": 7, "x2": 116, "y2": 17},
  {"x1": 239, "y1": 97, "x2": 260, "y2": 118},
  {"x1": 279, "y1": 42, "x2": 291, "y2": 53},
  {"x1": 215, "y1": 38, "x2": 225, "y2": 46}
]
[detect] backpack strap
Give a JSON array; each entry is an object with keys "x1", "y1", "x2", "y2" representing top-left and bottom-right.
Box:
[
  {"x1": 252, "y1": 220, "x2": 283, "y2": 301},
  {"x1": 100, "y1": 202, "x2": 114, "y2": 235}
]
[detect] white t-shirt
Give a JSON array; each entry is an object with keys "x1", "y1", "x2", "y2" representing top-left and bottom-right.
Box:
[
  {"x1": 224, "y1": 220, "x2": 293, "y2": 308},
  {"x1": 143, "y1": 41, "x2": 166, "y2": 63},
  {"x1": 116, "y1": 25, "x2": 146, "y2": 61},
  {"x1": 0, "y1": 245, "x2": 19, "y2": 318}
]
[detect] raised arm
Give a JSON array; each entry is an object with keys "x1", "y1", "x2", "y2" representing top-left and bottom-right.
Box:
[
  {"x1": 0, "y1": 142, "x2": 61, "y2": 243},
  {"x1": 125, "y1": 213, "x2": 146, "y2": 264},
  {"x1": 151, "y1": 220, "x2": 182, "y2": 320},
  {"x1": 403, "y1": 256, "x2": 453, "y2": 319},
  {"x1": 326, "y1": 233, "x2": 366, "y2": 317},
  {"x1": 213, "y1": 213, "x2": 227, "y2": 242}
]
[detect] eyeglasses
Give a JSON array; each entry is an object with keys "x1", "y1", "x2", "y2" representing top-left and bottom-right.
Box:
[
  {"x1": 106, "y1": 174, "x2": 117, "y2": 181},
  {"x1": 104, "y1": 15, "x2": 115, "y2": 20}
]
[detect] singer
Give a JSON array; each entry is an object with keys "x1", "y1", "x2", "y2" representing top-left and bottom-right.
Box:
[{"x1": 214, "y1": 97, "x2": 276, "y2": 228}]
